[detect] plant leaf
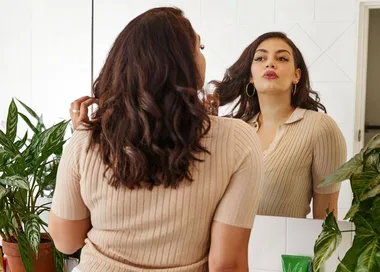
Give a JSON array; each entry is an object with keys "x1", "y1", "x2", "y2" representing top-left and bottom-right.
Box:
[
  {"x1": 336, "y1": 235, "x2": 372, "y2": 272},
  {"x1": 0, "y1": 129, "x2": 20, "y2": 157},
  {"x1": 351, "y1": 172, "x2": 378, "y2": 199},
  {"x1": 17, "y1": 231, "x2": 34, "y2": 272},
  {"x1": 6, "y1": 99, "x2": 18, "y2": 143},
  {"x1": 15, "y1": 131, "x2": 28, "y2": 150},
  {"x1": 0, "y1": 175, "x2": 29, "y2": 190},
  {"x1": 363, "y1": 134, "x2": 380, "y2": 154},
  {"x1": 371, "y1": 197, "x2": 380, "y2": 233},
  {"x1": 18, "y1": 112, "x2": 38, "y2": 135},
  {"x1": 319, "y1": 154, "x2": 363, "y2": 187},
  {"x1": 355, "y1": 238, "x2": 380, "y2": 272},
  {"x1": 16, "y1": 99, "x2": 40, "y2": 122},
  {"x1": 361, "y1": 182, "x2": 380, "y2": 201},
  {"x1": 25, "y1": 215, "x2": 41, "y2": 258},
  {"x1": 34, "y1": 120, "x2": 69, "y2": 166},
  {"x1": 344, "y1": 199, "x2": 360, "y2": 220},
  {"x1": 355, "y1": 213, "x2": 376, "y2": 238},
  {"x1": 313, "y1": 211, "x2": 342, "y2": 272},
  {"x1": 0, "y1": 185, "x2": 9, "y2": 200},
  {"x1": 53, "y1": 244, "x2": 65, "y2": 272}
]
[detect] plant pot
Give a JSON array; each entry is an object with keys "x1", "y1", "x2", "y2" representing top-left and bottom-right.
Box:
[{"x1": 2, "y1": 235, "x2": 55, "y2": 272}]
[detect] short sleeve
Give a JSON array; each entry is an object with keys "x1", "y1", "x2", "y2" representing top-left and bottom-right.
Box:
[
  {"x1": 312, "y1": 114, "x2": 347, "y2": 194},
  {"x1": 51, "y1": 128, "x2": 90, "y2": 220},
  {"x1": 213, "y1": 120, "x2": 263, "y2": 229}
]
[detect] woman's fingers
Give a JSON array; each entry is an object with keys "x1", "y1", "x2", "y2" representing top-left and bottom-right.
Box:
[{"x1": 69, "y1": 96, "x2": 99, "y2": 130}]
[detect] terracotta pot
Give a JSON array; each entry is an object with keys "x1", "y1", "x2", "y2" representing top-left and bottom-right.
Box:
[{"x1": 2, "y1": 235, "x2": 55, "y2": 272}]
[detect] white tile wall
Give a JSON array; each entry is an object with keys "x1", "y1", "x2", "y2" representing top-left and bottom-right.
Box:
[
  {"x1": 275, "y1": 0, "x2": 315, "y2": 24},
  {"x1": 249, "y1": 216, "x2": 353, "y2": 271},
  {"x1": 287, "y1": 24, "x2": 323, "y2": 66},
  {"x1": 326, "y1": 23, "x2": 358, "y2": 81},
  {"x1": 315, "y1": 0, "x2": 357, "y2": 22},
  {"x1": 249, "y1": 216, "x2": 287, "y2": 271},
  {"x1": 237, "y1": 0, "x2": 275, "y2": 26}
]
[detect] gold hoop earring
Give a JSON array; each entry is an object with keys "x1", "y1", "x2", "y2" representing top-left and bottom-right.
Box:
[
  {"x1": 246, "y1": 82, "x2": 256, "y2": 97},
  {"x1": 292, "y1": 84, "x2": 297, "y2": 96}
]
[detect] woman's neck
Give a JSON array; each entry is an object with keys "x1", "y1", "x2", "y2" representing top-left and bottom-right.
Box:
[{"x1": 257, "y1": 92, "x2": 295, "y2": 126}]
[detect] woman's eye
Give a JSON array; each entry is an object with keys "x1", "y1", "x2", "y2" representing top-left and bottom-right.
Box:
[
  {"x1": 200, "y1": 44, "x2": 205, "y2": 50},
  {"x1": 254, "y1": 57, "x2": 263, "y2": 61},
  {"x1": 278, "y1": 57, "x2": 289, "y2": 61}
]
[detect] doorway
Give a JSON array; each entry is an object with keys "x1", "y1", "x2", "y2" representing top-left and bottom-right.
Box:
[
  {"x1": 364, "y1": 9, "x2": 380, "y2": 144},
  {"x1": 354, "y1": 2, "x2": 380, "y2": 153}
]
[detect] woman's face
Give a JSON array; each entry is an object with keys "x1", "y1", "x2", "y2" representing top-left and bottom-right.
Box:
[
  {"x1": 250, "y1": 38, "x2": 301, "y2": 96},
  {"x1": 195, "y1": 33, "x2": 206, "y2": 88}
]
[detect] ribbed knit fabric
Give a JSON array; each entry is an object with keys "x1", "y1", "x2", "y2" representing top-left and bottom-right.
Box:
[
  {"x1": 51, "y1": 116, "x2": 263, "y2": 272},
  {"x1": 248, "y1": 108, "x2": 347, "y2": 218}
]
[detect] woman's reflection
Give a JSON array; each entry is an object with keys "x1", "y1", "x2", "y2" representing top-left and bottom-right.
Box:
[{"x1": 213, "y1": 32, "x2": 347, "y2": 219}]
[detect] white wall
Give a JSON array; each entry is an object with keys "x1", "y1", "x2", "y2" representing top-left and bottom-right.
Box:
[
  {"x1": 0, "y1": 0, "x2": 91, "y2": 128},
  {"x1": 364, "y1": 8, "x2": 380, "y2": 144}
]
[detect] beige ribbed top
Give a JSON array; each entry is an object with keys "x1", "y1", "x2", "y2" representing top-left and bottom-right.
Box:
[
  {"x1": 51, "y1": 116, "x2": 263, "y2": 272},
  {"x1": 248, "y1": 108, "x2": 347, "y2": 218}
]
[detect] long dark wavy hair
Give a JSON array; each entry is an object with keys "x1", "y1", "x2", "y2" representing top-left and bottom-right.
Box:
[
  {"x1": 212, "y1": 32, "x2": 326, "y2": 122},
  {"x1": 85, "y1": 7, "x2": 210, "y2": 189}
]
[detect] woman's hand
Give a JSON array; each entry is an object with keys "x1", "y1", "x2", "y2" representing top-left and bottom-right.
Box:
[{"x1": 69, "y1": 96, "x2": 99, "y2": 130}]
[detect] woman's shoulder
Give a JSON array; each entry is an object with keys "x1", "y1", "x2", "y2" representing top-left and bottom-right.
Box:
[
  {"x1": 208, "y1": 116, "x2": 260, "y2": 148},
  {"x1": 209, "y1": 115, "x2": 256, "y2": 134}
]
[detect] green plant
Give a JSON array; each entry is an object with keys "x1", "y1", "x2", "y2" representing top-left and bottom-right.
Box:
[
  {"x1": 313, "y1": 134, "x2": 380, "y2": 272},
  {"x1": 0, "y1": 98, "x2": 69, "y2": 272}
]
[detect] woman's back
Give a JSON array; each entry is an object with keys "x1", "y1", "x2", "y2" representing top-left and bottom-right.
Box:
[{"x1": 52, "y1": 116, "x2": 262, "y2": 271}]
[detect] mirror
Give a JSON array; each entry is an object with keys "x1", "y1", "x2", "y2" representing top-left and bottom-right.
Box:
[{"x1": 1, "y1": 0, "x2": 378, "y2": 223}]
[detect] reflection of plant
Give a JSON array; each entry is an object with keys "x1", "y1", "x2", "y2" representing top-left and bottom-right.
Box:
[
  {"x1": 0, "y1": 99, "x2": 69, "y2": 272},
  {"x1": 313, "y1": 134, "x2": 380, "y2": 272}
]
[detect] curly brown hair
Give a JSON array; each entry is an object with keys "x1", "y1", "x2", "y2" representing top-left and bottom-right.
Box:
[
  {"x1": 84, "y1": 7, "x2": 210, "y2": 189},
  {"x1": 212, "y1": 32, "x2": 326, "y2": 122}
]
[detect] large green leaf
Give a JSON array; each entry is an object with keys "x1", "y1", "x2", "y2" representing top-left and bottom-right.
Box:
[
  {"x1": 363, "y1": 134, "x2": 380, "y2": 154},
  {"x1": 361, "y1": 181, "x2": 380, "y2": 201},
  {"x1": 25, "y1": 215, "x2": 41, "y2": 257},
  {"x1": 351, "y1": 172, "x2": 378, "y2": 199},
  {"x1": 355, "y1": 238, "x2": 380, "y2": 272},
  {"x1": 319, "y1": 154, "x2": 363, "y2": 187},
  {"x1": 0, "y1": 175, "x2": 28, "y2": 190},
  {"x1": 0, "y1": 129, "x2": 20, "y2": 157},
  {"x1": 313, "y1": 211, "x2": 342, "y2": 272},
  {"x1": 18, "y1": 112, "x2": 38, "y2": 135},
  {"x1": 17, "y1": 231, "x2": 34, "y2": 272},
  {"x1": 336, "y1": 235, "x2": 372, "y2": 272},
  {"x1": 355, "y1": 213, "x2": 375, "y2": 237},
  {"x1": 6, "y1": 99, "x2": 18, "y2": 143}
]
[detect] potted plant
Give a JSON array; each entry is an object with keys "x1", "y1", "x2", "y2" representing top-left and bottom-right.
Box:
[
  {"x1": 0, "y1": 98, "x2": 69, "y2": 272},
  {"x1": 313, "y1": 134, "x2": 380, "y2": 271}
]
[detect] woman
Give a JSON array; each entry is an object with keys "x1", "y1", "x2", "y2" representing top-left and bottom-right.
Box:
[
  {"x1": 48, "y1": 7, "x2": 262, "y2": 272},
  {"x1": 213, "y1": 32, "x2": 346, "y2": 219}
]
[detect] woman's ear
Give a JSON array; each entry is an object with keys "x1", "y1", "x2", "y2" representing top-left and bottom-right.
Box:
[{"x1": 294, "y1": 68, "x2": 301, "y2": 84}]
